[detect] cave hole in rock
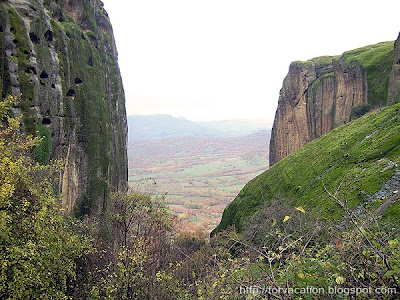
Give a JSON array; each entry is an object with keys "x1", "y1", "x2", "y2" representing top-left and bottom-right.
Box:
[
  {"x1": 12, "y1": 39, "x2": 18, "y2": 45},
  {"x1": 25, "y1": 66, "x2": 37, "y2": 75},
  {"x1": 54, "y1": 10, "x2": 65, "y2": 22},
  {"x1": 66, "y1": 89, "x2": 76, "y2": 97},
  {"x1": 29, "y1": 32, "x2": 40, "y2": 44},
  {"x1": 51, "y1": 84, "x2": 56, "y2": 89},
  {"x1": 44, "y1": 30, "x2": 53, "y2": 42},
  {"x1": 396, "y1": 60, "x2": 400, "y2": 66},
  {"x1": 23, "y1": 50, "x2": 30, "y2": 55},
  {"x1": 10, "y1": 27, "x2": 15, "y2": 33},
  {"x1": 40, "y1": 70, "x2": 49, "y2": 79},
  {"x1": 75, "y1": 78, "x2": 83, "y2": 85},
  {"x1": 0, "y1": 25, "x2": 3, "y2": 32},
  {"x1": 88, "y1": 34, "x2": 98, "y2": 48},
  {"x1": 42, "y1": 118, "x2": 51, "y2": 125}
]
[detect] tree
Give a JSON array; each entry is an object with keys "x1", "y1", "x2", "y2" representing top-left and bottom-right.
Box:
[
  {"x1": 0, "y1": 96, "x2": 90, "y2": 299},
  {"x1": 91, "y1": 191, "x2": 174, "y2": 299}
]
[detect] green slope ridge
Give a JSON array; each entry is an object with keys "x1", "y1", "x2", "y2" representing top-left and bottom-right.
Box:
[{"x1": 214, "y1": 103, "x2": 400, "y2": 234}]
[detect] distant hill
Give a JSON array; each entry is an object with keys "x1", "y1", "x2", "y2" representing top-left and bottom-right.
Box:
[{"x1": 127, "y1": 115, "x2": 270, "y2": 140}]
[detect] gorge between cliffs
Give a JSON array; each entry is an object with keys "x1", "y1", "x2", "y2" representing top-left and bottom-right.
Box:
[{"x1": 0, "y1": 1, "x2": 399, "y2": 299}]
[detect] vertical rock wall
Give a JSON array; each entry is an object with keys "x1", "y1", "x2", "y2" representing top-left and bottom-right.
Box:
[
  {"x1": 388, "y1": 35, "x2": 400, "y2": 105},
  {"x1": 0, "y1": 0, "x2": 128, "y2": 216},
  {"x1": 270, "y1": 38, "x2": 397, "y2": 166}
]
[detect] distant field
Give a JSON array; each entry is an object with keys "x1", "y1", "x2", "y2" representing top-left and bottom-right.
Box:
[{"x1": 128, "y1": 133, "x2": 269, "y2": 233}]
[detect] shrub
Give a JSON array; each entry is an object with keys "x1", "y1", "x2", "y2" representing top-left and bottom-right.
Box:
[
  {"x1": 350, "y1": 103, "x2": 371, "y2": 120},
  {"x1": 0, "y1": 96, "x2": 91, "y2": 299}
]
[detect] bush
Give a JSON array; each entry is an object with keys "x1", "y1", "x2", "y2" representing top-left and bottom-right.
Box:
[
  {"x1": 350, "y1": 103, "x2": 371, "y2": 120},
  {"x1": 0, "y1": 96, "x2": 91, "y2": 299}
]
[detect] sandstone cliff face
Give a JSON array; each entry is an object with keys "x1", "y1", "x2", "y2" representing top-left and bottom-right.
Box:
[
  {"x1": 388, "y1": 35, "x2": 400, "y2": 105},
  {"x1": 0, "y1": 0, "x2": 128, "y2": 216},
  {"x1": 270, "y1": 37, "x2": 398, "y2": 166}
]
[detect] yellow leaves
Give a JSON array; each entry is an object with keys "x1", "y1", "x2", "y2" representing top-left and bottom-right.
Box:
[
  {"x1": 388, "y1": 239, "x2": 399, "y2": 249},
  {"x1": 0, "y1": 96, "x2": 17, "y2": 119},
  {"x1": 0, "y1": 96, "x2": 93, "y2": 299},
  {"x1": 281, "y1": 206, "x2": 306, "y2": 224},
  {"x1": 362, "y1": 249, "x2": 370, "y2": 257},
  {"x1": 297, "y1": 272, "x2": 305, "y2": 279},
  {"x1": 335, "y1": 276, "x2": 346, "y2": 284},
  {"x1": 0, "y1": 183, "x2": 14, "y2": 199},
  {"x1": 7, "y1": 116, "x2": 21, "y2": 131}
]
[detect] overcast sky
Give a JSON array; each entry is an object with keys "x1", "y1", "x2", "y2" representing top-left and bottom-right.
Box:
[{"x1": 101, "y1": 0, "x2": 399, "y2": 123}]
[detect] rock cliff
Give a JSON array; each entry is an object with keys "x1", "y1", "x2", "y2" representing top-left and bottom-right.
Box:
[
  {"x1": 269, "y1": 36, "x2": 399, "y2": 166},
  {"x1": 0, "y1": 0, "x2": 128, "y2": 216}
]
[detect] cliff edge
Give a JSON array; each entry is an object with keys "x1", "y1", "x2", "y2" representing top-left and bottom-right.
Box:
[{"x1": 270, "y1": 35, "x2": 400, "y2": 166}]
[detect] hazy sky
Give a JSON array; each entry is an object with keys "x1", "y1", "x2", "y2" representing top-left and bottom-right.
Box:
[{"x1": 101, "y1": 0, "x2": 399, "y2": 123}]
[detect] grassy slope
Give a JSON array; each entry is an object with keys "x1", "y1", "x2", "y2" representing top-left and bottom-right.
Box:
[{"x1": 214, "y1": 103, "x2": 400, "y2": 233}]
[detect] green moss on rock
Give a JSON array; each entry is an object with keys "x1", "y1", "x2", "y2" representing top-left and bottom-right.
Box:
[
  {"x1": 214, "y1": 103, "x2": 400, "y2": 234},
  {"x1": 1, "y1": 0, "x2": 128, "y2": 217},
  {"x1": 35, "y1": 123, "x2": 51, "y2": 165},
  {"x1": 342, "y1": 41, "x2": 394, "y2": 106}
]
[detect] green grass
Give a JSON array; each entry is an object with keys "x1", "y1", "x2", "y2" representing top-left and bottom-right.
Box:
[
  {"x1": 342, "y1": 41, "x2": 394, "y2": 106},
  {"x1": 293, "y1": 55, "x2": 340, "y2": 67},
  {"x1": 34, "y1": 123, "x2": 51, "y2": 165},
  {"x1": 214, "y1": 103, "x2": 400, "y2": 233},
  {"x1": 310, "y1": 55, "x2": 339, "y2": 65}
]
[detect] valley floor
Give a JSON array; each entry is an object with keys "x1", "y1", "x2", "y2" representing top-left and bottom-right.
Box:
[{"x1": 128, "y1": 134, "x2": 269, "y2": 233}]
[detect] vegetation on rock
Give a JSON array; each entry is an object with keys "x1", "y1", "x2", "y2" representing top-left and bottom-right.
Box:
[
  {"x1": 0, "y1": 96, "x2": 90, "y2": 298},
  {"x1": 2, "y1": 95, "x2": 398, "y2": 299},
  {"x1": 270, "y1": 39, "x2": 397, "y2": 166},
  {"x1": 217, "y1": 103, "x2": 400, "y2": 233},
  {"x1": 1, "y1": 0, "x2": 399, "y2": 297},
  {"x1": 1, "y1": 0, "x2": 128, "y2": 218}
]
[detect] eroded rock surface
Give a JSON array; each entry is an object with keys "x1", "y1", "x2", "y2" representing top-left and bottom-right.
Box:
[
  {"x1": 0, "y1": 0, "x2": 128, "y2": 215},
  {"x1": 270, "y1": 36, "x2": 399, "y2": 166}
]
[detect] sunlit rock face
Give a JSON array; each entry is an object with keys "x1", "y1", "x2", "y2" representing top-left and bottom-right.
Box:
[
  {"x1": 0, "y1": 0, "x2": 128, "y2": 215},
  {"x1": 270, "y1": 36, "x2": 399, "y2": 166}
]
